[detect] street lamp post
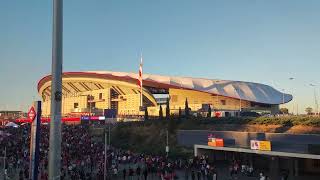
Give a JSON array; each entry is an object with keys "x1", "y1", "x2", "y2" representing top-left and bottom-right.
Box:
[
  {"x1": 289, "y1": 77, "x2": 295, "y2": 115},
  {"x1": 104, "y1": 124, "x2": 107, "y2": 180},
  {"x1": 48, "y1": 0, "x2": 63, "y2": 179},
  {"x1": 3, "y1": 147, "x2": 6, "y2": 180},
  {"x1": 235, "y1": 88, "x2": 242, "y2": 114},
  {"x1": 215, "y1": 80, "x2": 220, "y2": 111},
  {"x1": 166, "y1": 129, "x2": 169, "y2": 158},
  {"x1": 281, "y1": 89, "x2": 285, "y2": 106},
  {"x1": 310, "y1": 84, "x2": 318, "y2": 115}
]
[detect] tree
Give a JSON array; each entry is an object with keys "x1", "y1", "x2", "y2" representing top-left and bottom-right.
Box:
[
  {"x1": 144, "y1": 108, "x2": 149, "y2": 121},
  {"x1": 159, "y1": 105, "x2": 163, "y2": 120},
  {"x1": 279, "y1": 108, "x2": 289, "y2": 114},
  {"x1": 305, "y1": 107, "x2": 313, "y2": 115},
  {"x1": 185, "y1": 98, "x2": 190, "y2": 117},
  {"x1": 207, "y1": 105, "x2": 212, "y2": 118},
  {"x1": 166, "y1": 98, "x2": 170, "y2": 120},
  {"x1": 178, "y1": 107, "x2": 182, "y2": 119}
]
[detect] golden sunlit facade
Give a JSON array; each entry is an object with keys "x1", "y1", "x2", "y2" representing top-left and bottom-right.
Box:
[{"x1": 38, "y1": 71, "x2": 292, "y2": 117}]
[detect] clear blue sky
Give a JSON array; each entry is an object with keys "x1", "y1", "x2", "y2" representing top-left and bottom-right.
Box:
[{"x1": 1, "y1": 0, "x2": 320, "y2": 113}]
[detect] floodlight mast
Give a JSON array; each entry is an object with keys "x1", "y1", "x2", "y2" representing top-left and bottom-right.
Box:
[{"x1": 48, "y1": 0, "x2": 63, "y2": 179}]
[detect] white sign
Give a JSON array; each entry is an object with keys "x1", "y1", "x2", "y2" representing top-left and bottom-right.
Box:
[
  {"x1": 250, "y1": 140, "x2": 260, "y2": 150},
  {"x1": 166, "y1": 146, "x2": 169, "y2": 153}
]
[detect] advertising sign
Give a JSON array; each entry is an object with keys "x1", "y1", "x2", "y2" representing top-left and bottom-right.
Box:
[
  {"x1": 259, "y1": 141, "x2": 271, "y2": 151},
  {"x1": 215, "y1": 138, "x2": 224, "y2": 147},
  {"x1": 28, "y1": 107, "x2": 36, "y2": 121},
  {"x1": 208, "y1": 138, "x2": 224, "y2": 147},
  {"x1": 250, "y1": 140, "x2": 271, "y2": 151},
  {"x1": 250, "y1": 140, "x2": 260, "y2": 150}
]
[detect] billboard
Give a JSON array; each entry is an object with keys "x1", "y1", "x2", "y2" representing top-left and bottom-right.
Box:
[
  {"x1": 250, "y1": 140, "x2": 271, "y2": 151},
  {"x1": 208, "y1": 138, "x2": 224, "y2": 147}
]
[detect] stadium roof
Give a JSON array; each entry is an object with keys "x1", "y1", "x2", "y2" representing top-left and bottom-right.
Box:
[{"x1": 38, "y1": 71, "x2": 292, "y2": 105}]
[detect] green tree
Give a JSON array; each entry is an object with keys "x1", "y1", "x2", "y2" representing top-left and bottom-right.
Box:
[
  {"x1": 144, "y1": 108, "x2": 149, "y2": 121},
  {"x1": 207, "y1": 105, "x2": 212, "y2": 118},
  {"x1": 166, "y1": 98, "x2": 170, "y2": 120},
  {"x1": 280, "y1": 108, "x2": 289, "y2": 114},
  {"x1": 185, "y1": 98, "x2": 190, "y2": 117},
  {"x1": 159, "y1": 105, "x2": 163, "y2": 120},
  {"x1": 305, "y1": 107, "x2": 313, "y2": 115}
]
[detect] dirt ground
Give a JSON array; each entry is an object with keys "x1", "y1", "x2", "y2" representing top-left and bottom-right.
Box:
[{"x1": 208, "y1": 124, "x2": 320, "y2": 134}]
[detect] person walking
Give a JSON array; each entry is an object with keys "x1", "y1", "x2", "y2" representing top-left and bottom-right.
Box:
[
  {"x1": 123, "y1": 168, "x2": 127, "y2": 180},
  {"x1": 184, "y1": 165, "x2": 189, "y2": 180},
  {"x1": 128, "y1": 167, "x2": 134, "y2": 180},
  {"x1": 191, "y1": 170, "x2": 195, "y2": 180},
  {"x1": 143, "y1": 167, "x2": 148, "y2": 180},
  {"x1": 136, "y1": 166, "x2": 141, "y2": 180}
]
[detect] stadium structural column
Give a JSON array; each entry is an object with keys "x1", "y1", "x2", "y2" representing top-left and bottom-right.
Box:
[{"x1": 48, "y1": 0, "x2": 63, "y2": 179}]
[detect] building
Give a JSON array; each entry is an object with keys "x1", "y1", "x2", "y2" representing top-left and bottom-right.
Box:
[
  {"x1": 0, "y1": 111, "x2": 25, "y2": 121},
  {"x1": 177, "y1": 130, "x2": 320, "y2": 179},
  {"x1": 0, "y1": 110, "x2": 26, "y2": 125},
  {"x1": 37, "y1": 71, "x2": 292, "y2": 117}
]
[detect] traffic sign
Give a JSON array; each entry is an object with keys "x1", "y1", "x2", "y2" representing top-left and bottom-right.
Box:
[{"x1": 28, "y1": 107, "x2": 36, "y2": 121}]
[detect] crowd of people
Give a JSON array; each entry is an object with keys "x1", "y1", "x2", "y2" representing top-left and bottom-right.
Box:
[
  {"x1": 1, "y1": 123, "x2": 262, "y2": 180},
  {"x1": 1, "y1": 124, "x2": 105, "y2": 180},
  {"x1": 98, "y1": 149, "x2": 219, "y2": 180}
]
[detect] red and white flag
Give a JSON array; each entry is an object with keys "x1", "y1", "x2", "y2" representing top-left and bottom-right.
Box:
[{"x1": 138, "y1": 56, "x2": 143, "y2": 87}]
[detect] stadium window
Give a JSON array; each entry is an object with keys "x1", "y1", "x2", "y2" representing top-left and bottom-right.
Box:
[
  {"x1": 74, "y1": 103, "x2": 79, "y2": 108},
  {"x1": 221, "y1": 100, "x2": 226, "y2": 105},
  {"x1": 99, "y1": 93, "x2": 103, "y2": 100}
]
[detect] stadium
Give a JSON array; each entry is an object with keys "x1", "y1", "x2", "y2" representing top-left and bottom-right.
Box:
[{"x1": 37, "y1": 71, "x2": 292, "y2": 117}]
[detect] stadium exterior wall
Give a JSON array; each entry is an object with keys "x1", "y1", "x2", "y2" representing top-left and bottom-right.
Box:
[{"x1": 38, "y1": 71, "x2": 292, "y2": 117}]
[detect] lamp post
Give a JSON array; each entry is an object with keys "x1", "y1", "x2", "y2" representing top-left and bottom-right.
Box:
[
  {"x1": 48, "y1": 0, "x2": 63, "y2": 179},
  {"x1": 3, "y1": 147, "x2": 6, "y2": 180},
  {"x1": 215, "y1": 80, "x2": 220, "y2": 111},
  {"x1": 289, "y1": 77, "x2": 295, "y2": 115},
  {"x1": 281, "y1": 89, "x2": 285, "y2": 106},
  {"x1": 310, "y1": 84, "x2": 318, "y2": 115},
  {"x1": 235, "y1": 87, "x2": 241, "y2": 113},
  {"x1": 166, "y1": 129, "x2": 169, "y2": 158}
]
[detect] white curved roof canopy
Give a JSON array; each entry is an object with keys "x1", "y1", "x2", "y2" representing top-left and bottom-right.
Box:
[{"x1": 88, "y1": 71, "x2": 293, "y2": 105}]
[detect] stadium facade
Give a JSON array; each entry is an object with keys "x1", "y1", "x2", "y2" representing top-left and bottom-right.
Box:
[{"x1": 38, "y1": 71, "x2": 292, "y2": 117}]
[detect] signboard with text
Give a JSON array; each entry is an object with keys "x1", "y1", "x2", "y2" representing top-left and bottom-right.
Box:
[
  {"x1": 259, "y1": 141, "x2": 271, "y2": 151},
  {"x1": 208, "y1": 138, "x2": 224, "y2": 147},
  {"x1": 250, "y1": 140, "x2": 271, "y2": 151}
]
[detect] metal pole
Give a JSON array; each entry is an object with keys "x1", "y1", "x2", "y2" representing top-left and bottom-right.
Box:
[
  {"x1": 140, "y1": 56, "x2": 143, "y2": 108},
  {"x1": 239, "y1": 95, "x2": 242, "y2": 112},
  {"x1": 104, "y1": 126, "x2": 107, "y2": 180},
  {"x1": 108, "y1": 123, "x2": 111, "y2": 146},
  {"x1": 3, "y1": 147, "x2": 6, "y2": 180},
  {"x1": 49, "y1": 0, "x2": 63, "y2": 179},
  {"x1": 314, "y1": 87, "x2": 319, "y2": 115},
  {"x1": 282, "y1": 90, "x2": 285, "y2": 105},
  {"x1": 216, "y1": 95, "x2": 219, "y2": 110},
  {"x1": 166, "y1": 129, "x2": 169, "y2": 157}
]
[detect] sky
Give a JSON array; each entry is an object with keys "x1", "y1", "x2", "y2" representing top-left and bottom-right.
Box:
[{"x1": 1, "y1": 0, "x2": 320, "y2": 113}]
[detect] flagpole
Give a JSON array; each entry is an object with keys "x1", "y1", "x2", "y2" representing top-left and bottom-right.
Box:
[{"x1": 140, "y1": 55, "x2": 143, "y2": 108}]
